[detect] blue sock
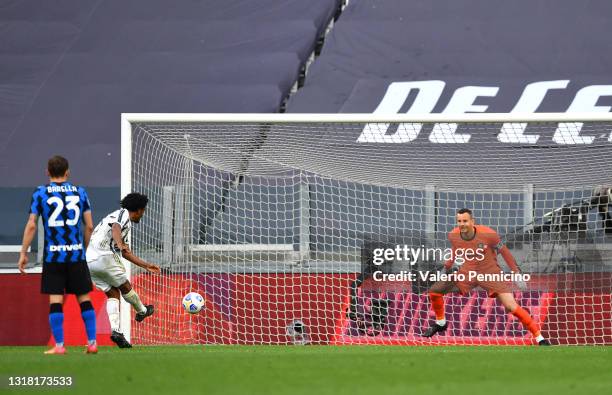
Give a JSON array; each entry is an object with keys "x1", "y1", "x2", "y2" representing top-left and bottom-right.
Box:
[
  {"x1": 80, "y1": 301, "x2": 97, "y2": 345},
  {"x1": 49, "y1": 303, "x2": 64, "y2": 347}
]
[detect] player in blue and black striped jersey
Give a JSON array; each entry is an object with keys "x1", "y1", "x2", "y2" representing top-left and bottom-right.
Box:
[{"x1": 18, "y1": 156, "x2": 98, "y2": 354}]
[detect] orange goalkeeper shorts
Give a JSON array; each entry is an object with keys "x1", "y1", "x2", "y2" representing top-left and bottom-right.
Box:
[{"x1": 455, "y1": 265, "x2": 513, "y2": 297}]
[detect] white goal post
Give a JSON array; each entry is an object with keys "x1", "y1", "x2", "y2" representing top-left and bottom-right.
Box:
[{"x1": 121, "y1": 112, "x2": 612, "y2": 345}]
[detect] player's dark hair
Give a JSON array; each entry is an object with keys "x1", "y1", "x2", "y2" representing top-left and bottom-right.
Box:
[
  {"x1": 120, "y1": 193, "x2": 149, "y2": 212},
  {"x1": 457, "y1": 208, "x2": 473, "y2": 217},
  {"x1": 47, "y1": 155, "x2": 69, "y2": 178}
]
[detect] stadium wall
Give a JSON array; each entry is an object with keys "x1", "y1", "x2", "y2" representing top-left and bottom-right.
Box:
[
  {"x1": 0, "y1": 274, "x2": 114, "y2": 346},
  {"x1": 2, "y1": 273, "x2": 610, "y2": 345}
]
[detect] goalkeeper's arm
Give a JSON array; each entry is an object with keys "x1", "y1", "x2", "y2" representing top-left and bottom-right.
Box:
[
  {"x1": 443, "y1": 247, "x2": 456, "y2": 273},
  {"x1": 498, "y1": 244, "x2": 520, "y2": 273},
  {"x1": 497, "y1": 243, "x2": 528, "y2": 290}
]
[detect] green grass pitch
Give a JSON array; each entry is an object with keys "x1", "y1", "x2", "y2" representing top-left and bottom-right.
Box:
[{"x1": 1, "y1": 346, "x2": 610, "y2": 395}]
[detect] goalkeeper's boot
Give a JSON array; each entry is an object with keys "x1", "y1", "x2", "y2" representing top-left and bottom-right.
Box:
[
  {"x1": 538, "y1": 339, "x2": 552, "y2": 346},
  {"x1": 44, "y1": 345, "x2": 66, "y2": 355},
  {"x1": 422, "y1": 322, "x2": 448, "y2": 337},
  {"x1": 135, "y1": 304, "x2": 155, "y2": 322},
  {"x1": 110, "y1": 330, "x2": 132, "y2": 348}
]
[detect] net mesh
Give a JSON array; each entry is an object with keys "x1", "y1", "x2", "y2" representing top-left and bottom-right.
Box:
[{"x1": 127, "y1": 120, "x2": 612, "y2": 345}]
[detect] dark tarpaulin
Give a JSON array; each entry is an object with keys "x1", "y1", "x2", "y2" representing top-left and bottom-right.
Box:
[
  {"x1": 287, "y1": 0, "x2": 612, "y2": 113},
  {"x1": 2, "y1": 82, "x2": 284, "y2": 186},
  {"x1": 71, "y1": 20, "x2": 318, "y2": 62},
  {"x1": 0, "y1": 0, "x2": 340, "y2": 187}
]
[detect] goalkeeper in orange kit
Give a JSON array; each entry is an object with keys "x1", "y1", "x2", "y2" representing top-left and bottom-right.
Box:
[{"x1": 422, "y1": 208, "x2": 551, "y2": 345}]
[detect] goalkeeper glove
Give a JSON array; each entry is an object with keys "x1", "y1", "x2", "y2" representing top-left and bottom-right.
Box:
[
  {"x1": 442, "y1": 265, "x2": 458, "y2": 275},
  {"x1": 514, "y1": 274, "x2": 528, "y2": 291}
]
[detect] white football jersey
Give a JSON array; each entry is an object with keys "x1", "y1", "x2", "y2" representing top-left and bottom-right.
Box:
[{"x1": 86, "y1": 209, "x2": 131, "y2": 262}]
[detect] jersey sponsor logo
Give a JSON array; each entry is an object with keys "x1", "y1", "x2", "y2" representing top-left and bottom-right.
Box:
[
  {"x1": 46, "y1": 185, "x2": 78, "y2": 193},
  {"x1": 49, "y1": 243, "x2": 83, "y2": 252},
  {"x1": 357, "y1": 80, "x2": 612, "y2": 144}
]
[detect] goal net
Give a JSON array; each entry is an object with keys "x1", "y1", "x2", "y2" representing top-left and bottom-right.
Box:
[{"x1": 121, "y1": 113, "x2": 612, "y2": 345}]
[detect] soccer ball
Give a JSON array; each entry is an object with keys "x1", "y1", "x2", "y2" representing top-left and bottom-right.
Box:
[{"x1": 182, "y1": 292, "x2": 205, "y2": 314}]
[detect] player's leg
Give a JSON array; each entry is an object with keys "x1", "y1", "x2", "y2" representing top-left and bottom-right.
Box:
[
  {"x1": 88, "y1": 256, "x2": 131, "y2": 348},
  {"x1": 75, "y1": 293, "x2": 97, "y2": 353},
  {"x1": 496, "y1": 293, "x2": 550, "y2": 346},
  {"x1": 105, "y1": 254, "x2": 154, "y2": 321},
  {"x1": 42, "y1": 262, "x2": 66, "y2": 354},
  {"x1": 422, "y1": 280, "x2": 459, "y2": 337},
  {"x1": 117, "y1": 281, "x2": 154, "y2": 322},
  {"x1": 105, "y1": 287, "x2": 121, "y2": 334},
  {"x1": 105, "y1": 287, "x2": 132, "y2": 348},
  {"x1": 429, "y1": 280, "x2": 453, "y2": 323},
  {"x1": 46, "y1": 294, "x2": 66, "y2": 354},
  {"x1": 69, "y1": 261, "x2": 97, "y2": 353}
]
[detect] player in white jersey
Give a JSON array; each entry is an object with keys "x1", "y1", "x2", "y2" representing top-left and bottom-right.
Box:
[{"x1": 87, "y1": 193, "x2": 160, "y2": 348}]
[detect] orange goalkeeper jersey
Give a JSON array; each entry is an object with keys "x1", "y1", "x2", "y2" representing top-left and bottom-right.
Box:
[{"x1": 445, "y1": 224, "x2": 518, "y2": 273}]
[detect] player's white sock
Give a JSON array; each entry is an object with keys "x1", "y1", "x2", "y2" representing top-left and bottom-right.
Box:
[
  {"x1": 536, "y1": 334, "x2": 545, "y2": 343},
  {"x1": 123, "y1": 289, "x2": 147, "y2": 313},
  {"x1": 106, "y1": 298, "x2": 121, "y2": 332},
  {"x1": 435, "y1": 319, "x2": 446, "y2": 326}
]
